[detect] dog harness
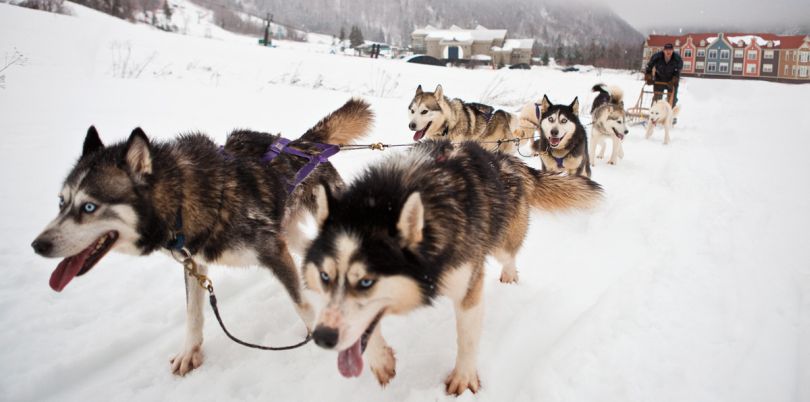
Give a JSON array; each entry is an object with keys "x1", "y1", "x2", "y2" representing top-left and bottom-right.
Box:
[{"x1": 261, "y1": 137, "x2": 340, "y2": 194}]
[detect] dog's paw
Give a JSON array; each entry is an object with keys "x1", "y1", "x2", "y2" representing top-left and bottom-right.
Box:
[
  {"x1": 445, "y1": 368, "x2": 481, "y2": 396},
  {"x1": 499, "y1": 269, "x2": 518, "y2": 284},
  {"x1": 596, "y1": 155, "x2": 603, "y2": 159},
  {"x1": 170, "y1": 345, "x2": 203, "y2": 376},
  {"x1": 370, "y1": 345, "x2": 397, "y2": 386},
  {"x1": 608, "y1": 160, "x2": 616, "y2": 165}
]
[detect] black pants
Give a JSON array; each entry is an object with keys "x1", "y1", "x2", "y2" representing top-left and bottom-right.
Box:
[{"x1": 653, "y1": 82, "x2": 679, "y2": 106}]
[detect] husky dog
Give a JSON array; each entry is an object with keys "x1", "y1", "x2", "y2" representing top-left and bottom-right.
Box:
[
  {"x1": 30, "y1": 99, "x2": 374, "y2": 376},
  {"x1": 589, "y1": 84, "x2": 629, "y2": 166},
  {"x1": 407, "y1": 84, "x2": 521, "y2": 153},
  {"x1": 645, "y1": 99, "x2": 681, "y2": 145},
  {"x1": 302, "y1": 140, "x2": 602, "y2": 395},
  {"x1": 522, "y1": 95, "x2": 591, "y2": 177}
]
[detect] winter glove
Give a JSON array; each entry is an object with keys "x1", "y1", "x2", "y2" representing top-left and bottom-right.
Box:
[
  {"x1": 672, "y1": 76, "x2": 680, "y2": 86},
  {"x1": 644, "y1": 73, "x2": 654, "y2": 85}
]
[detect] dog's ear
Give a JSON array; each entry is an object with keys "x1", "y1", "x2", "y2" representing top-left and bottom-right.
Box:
[
  {"x1": 315, "y1": 184, "x2": 334, "y2": 228},
  {"x1": 125, "y1": 128, "x2": 152, "y2": 180},
  {"x1": 397, "y1": 192, "x2": 424, "y2": 250},
  {"x1": 434, "y1": 84, "x2": 443, "y2": 99},
  {"x1": 541, "y1": 95, "x2": 551, "y2": 115},
  {"x1": 570, "y1": 97, "x2": 580, "y2": 117},
  {"x1": 415, "y1": 85, "x2": 423, "y2": 95},
  {"x1": 82, "y1": 126, "x2": 104, "y2": 158}
]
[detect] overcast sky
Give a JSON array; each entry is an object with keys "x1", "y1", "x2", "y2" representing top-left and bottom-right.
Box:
[{"x1": 584, "y1": 0, "x2": 810, "y2": 32}]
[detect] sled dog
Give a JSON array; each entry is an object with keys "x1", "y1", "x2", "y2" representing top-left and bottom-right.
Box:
[
  {"x1": 520, "y1": 95, "x2": 591, "y2": 177},
  {"x1": 645, "y1": 99, "x2": 680, "y2": 145},
  {"x1": 589, "y1": 84, "x2": 629, "y2": 165},
  {"x1": 31, "y1": 99, "x2": 373, "y2": 375},
  {"x1": 302, "y1": 140, "x2": 602, "y2": 395},
  {"x1": 407, "y1": 84, "x2": 521, "y2": 153}
]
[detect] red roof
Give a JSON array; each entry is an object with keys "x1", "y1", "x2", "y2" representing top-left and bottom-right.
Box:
[{"x1": 647, "y1": 33, "x2": 809, "y2": 49}]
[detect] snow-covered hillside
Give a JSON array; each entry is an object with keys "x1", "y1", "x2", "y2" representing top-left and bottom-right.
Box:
[{"x1": 0, "y1": 3, "x2": 808, "y2": 402}]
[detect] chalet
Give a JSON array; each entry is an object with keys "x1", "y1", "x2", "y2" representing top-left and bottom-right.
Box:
[{"x1": 411, "y1": 25, "x2": 534, "y2": 66}]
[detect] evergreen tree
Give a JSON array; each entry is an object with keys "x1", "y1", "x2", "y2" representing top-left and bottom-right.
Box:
[
  {"x1": 542, "y1": 50, "x2": 549, "y2": 65},
  {"x1": 339, "y1": 26, "x2": 345, "y2": 42},
  {"x1": 349, "y1": 25, "x2": 364, "y2": 48},
  {"x1": 162, "y1": 0, "x2": 171, "y2": 19},
  {"x1": 555, "y1": 45, "x2": 564, "y2": 65}
]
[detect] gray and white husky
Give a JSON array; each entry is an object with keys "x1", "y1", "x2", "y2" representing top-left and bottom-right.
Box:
[
  {"x1": 589, "y1": 83, "x2": 629, "y2": 166},
  {"x1": 30, "y1": 99, "x2": 373, "y2": 375}
]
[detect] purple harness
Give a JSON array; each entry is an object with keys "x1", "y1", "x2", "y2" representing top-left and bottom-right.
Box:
[{"x1": 261, "y1": 138, "x2": 340, "y2": 194}]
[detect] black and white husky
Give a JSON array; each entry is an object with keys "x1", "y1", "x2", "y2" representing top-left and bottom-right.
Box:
[{"x1": 301, "y1": 140, "x2": 602, "y2": 395}]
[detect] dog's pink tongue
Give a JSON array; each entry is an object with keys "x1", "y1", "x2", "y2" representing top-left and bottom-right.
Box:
[
  {"x1": 49, "y1": 247, "x2": 92, "y2": 292},
  {"x1": 413, "y1": 129, "x2": 426, "y2": 141},
  {"x1": 337, "y1": 338, "x2": 364, "y2": 378}
]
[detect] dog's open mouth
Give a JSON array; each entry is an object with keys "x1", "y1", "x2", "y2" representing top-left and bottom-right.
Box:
[
  {"x1": 413, "y1": 121, "x2": 432, "y2": 141},
  {"x1": 548, "y1": 135, "x2": 564, "y2": 148},
  {"x1": 49, "y1": 231, "x2": 118, "y2": 292},
  {"x1": 613, "y1": 128, "x2": 625, "y2": 140},
  {"x1": 336, "y1": 311, "x2": 384, "y2": 378}
]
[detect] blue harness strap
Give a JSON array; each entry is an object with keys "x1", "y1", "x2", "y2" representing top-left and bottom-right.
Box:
[{"x1": 554, "y1": 156, "x2": 565, "y2": 168}]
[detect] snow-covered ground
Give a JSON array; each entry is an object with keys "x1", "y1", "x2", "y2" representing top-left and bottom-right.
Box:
[{"x1": 1, "y1": 3, "x2": 808, "y2": 402}]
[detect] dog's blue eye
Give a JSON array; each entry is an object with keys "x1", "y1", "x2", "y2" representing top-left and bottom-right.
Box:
[
  {"x1": 58, "y1": 196, "x2": 65, "y2": 208},
  {"x1": 320, "y1": 271, "x2": 330, "y2": 283},
  {"x1": 548, "y1": 116, "x2": 555, "y2": 122},
  {"x1": 83, "y1": 202, "x2": 97, "y2": 213},
  {"x1": 421, "y1": 110, "x2": 428, "y2": 115},
  {"x1": 358, "y1": 278, "x2": 375, "y2": 289},
  {"x1": 561, "y1": 118, "x2": 568, "y2": 123}
]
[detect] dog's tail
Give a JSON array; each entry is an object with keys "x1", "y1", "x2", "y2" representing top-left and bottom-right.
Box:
[
  {"x1": 592, "y1": 83, "x2": 624, "y2": 104},
  {"x1": 608, "y1": 86, "x2": 624, "y2": 103},
  {"x1": 526, "y1": 168, "x2": 603, "y2": 211},
  {"x1": 299, "y1": 98, "x2": 374, "y2": 145}
]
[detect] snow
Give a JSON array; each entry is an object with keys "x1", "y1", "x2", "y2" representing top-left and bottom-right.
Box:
[
  {"x1": 727, "y1": 35, "x2": 780, "y2": 47},
  {"x1": 418, "y1": 25, "x2": 508, "y2": 43},
  {"x1": 501, "y1": 38, "x2": 534, "y2": 50},
  {"x1": 1, "y1": 3, "x2": 809, "y2": 402}
]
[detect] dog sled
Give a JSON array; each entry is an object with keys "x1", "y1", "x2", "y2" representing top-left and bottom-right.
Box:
[{"x1": 626, "y1": 81, "x2": 675, "y2": 126}]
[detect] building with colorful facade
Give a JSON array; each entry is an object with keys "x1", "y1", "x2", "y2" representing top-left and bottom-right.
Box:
[{"x1": 643, "y1": 33, "x2": 810, "y2": 82}]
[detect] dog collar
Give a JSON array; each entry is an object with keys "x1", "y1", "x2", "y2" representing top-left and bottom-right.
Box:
[
  {"x1": 440, "y1": 125, "x2": 449, "y2": 137},
  {"x1": 554, "y1": 156, "x2": 565, "y2": 168}
]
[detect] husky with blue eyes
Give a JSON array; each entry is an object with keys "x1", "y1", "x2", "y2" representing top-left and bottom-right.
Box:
[
  {"x1": 30, "y1": 99, "x2": 373, "y2": 377},
  {"x1": 521, "y1": 95, "x2": 592, "y2": 177},
  {"x1": 302, "y1": 140, "x2": 603, "y2": 395}
]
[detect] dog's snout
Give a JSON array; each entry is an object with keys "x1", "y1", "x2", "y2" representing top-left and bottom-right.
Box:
[
  {"x1": 312, "y1": 326, "x2": 339, "y2": 349},
  {"x1": 32, "y1": 238, "x2": 53, "y2": 256},
  {"x1": 550, "y1": 128, "x2": 559, "y2": 137},
  {"x1": 408, "y1": 122, "x2": 416, "y2": 130}
]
